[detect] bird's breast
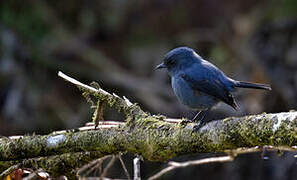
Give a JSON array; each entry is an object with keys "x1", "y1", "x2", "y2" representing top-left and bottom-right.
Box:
[{"x1": 171, "y1": 75, "x2": 218, "y2": 110}]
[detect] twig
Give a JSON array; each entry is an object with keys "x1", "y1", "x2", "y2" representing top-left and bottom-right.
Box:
[
  {"x1": 133, "y1": 156, "x2": 142, "y2": 180},
  {"x1": 148, "y1": 156, "x2": 234, "y2": 180},
  {"x1": 58, "y1": 71, "x2": 144, "y2": 118},
  {"x1": 85, "y1": 121, "x2": 124, "y2": 126},
  {"x1": 164, "y1": 118, "x2": 183, "y2": 123},
  {"x1": 58, "y1": 71, "x2": 106, "y2": 94},
  {"x1": 118, "y1": 154, "x2": 131, "y2": 180},
  {"x1": 52, "y1": 122, "x2": 124, "y2": 134},
  {"x1": 58, "y1": 71, "x2": 134, "y2": 107},
  {"x1": 77, "y1": 155, "x2": 112, "y2": 177},
  {"x1": 93, "y1": 101, "x2": 105, "y2": 128},
  {"x1": 6, "y1": 122, "x2": 125, "y2": 140},
  {"x1": 100, "y1": 155, "x2": 117, "y2": 179},
  {"x1": 85, "y1": 161, "x2": 101, "y2": 177},
  {"x1": 226, "y1": 146, "x2": 297, "y2": 156}
]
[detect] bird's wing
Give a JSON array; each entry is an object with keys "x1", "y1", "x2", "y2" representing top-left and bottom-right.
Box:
[{"x1": 180, "y1": 72, "x2": 238, "y2": 110}]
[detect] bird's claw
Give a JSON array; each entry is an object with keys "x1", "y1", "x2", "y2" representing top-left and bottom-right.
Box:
[
  {"x1": 192, "y1": 121, "x2": 206, "y2": 132},
  {"x1": 180, "y1": 119, "x2": 193, "y2": 125}
]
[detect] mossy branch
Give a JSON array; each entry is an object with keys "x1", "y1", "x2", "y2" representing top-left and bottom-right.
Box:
[
  {"x1": 57, "y1": 71, "x2": 145, "y2": 119},
  {"x1": 0, "y1": 72, "x2": 297, "y2": 176}
]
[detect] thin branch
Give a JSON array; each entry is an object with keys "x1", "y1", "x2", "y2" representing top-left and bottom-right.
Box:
[
  {"x1": 133, "y1": 156, "x2": 142, "y2": 180},
  {"x1": 118, "y1": 154, "x2": 131, "y2": 180},
  {"x1": 148, "y1": 145, "x2": 297, "y2": 180},
  {"x1": 101, "y1": 155, "x2": 117, "y2": 178},
  {"x1": 58, "y1": 71, "x2": 144, "y2": 118},
  {"x1": 58, "y1": 71, "x2": 100, "y2": 94},
  {"x1": 148, "y1": 156, "x2": 234, "y2": 180},
  {"x1": 85, "y1": 161, "x2": 100, "y2": 177},
  {"x1": 226, "y1": 146, "x2": 297, "y2": 156},
  {"x1": 7, "y1": 121, "x2": 125, "y2": 140},
  {"x1": 85, "y1": 121, "x2": 125, "y2": 126},
  {"x1": 164, "y1": 118, "x2": 183, "y2": 123},
  {"x1": 77, "y1": 155, "x2": 112, "y2": 177}
]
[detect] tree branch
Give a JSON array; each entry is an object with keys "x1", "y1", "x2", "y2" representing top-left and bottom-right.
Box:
[
  {"x1": 0, "y1": 72, "x2": 296, "y2": 176},
  {"x1": 148, "y1": 155, "x2": 234, "y2": 180}
]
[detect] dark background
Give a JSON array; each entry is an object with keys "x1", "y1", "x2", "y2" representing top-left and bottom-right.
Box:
[{"x1": 0, "y1": 0, "x2": 297, "y2": 179}]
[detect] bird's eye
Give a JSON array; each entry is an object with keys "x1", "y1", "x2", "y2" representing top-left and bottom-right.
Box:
[{"x1": 166, "y1": 60, "x2": 175, "y2": 66}]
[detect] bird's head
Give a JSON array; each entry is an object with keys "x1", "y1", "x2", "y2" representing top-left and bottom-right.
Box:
[{"x1": 155, "y1": 47, "x2": 201, "y2": 76}]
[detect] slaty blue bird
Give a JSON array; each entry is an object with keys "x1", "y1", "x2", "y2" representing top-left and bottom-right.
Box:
[{"x1": 155, "y1": 47, "x2": 271, "y2": 129}]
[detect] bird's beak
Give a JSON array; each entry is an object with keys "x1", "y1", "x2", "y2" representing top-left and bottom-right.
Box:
[{"x1": 154, "y1": 63, "x2": 166, "y2": 70}]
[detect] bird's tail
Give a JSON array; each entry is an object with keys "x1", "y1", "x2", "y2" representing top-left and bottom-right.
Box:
[{"x1": 234, "y1": 81, "x2": 272, "y2": 91}]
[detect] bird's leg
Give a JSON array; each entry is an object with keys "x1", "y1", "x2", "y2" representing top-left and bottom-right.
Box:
[
  {"x1": 180, "y1": 110, "x2": 202, "y2": 125},
  {"x1": 181, "y1": 109, "x2": 209, "y2": 127},
  {"x1": 191, "y1": 110, "x2": 203, "y2": 122},
  {"x1": 193, "y1": 109, "x2": 209, "y2": 131}
]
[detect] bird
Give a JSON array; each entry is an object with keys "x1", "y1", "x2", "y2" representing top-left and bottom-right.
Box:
[{"x1": 155, "y1": 47, "x2": 271, "y2": 130}]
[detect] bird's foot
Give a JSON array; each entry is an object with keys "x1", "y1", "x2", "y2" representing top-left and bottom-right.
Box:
[
  {"x1": 192, "y1": 121, "x2": 206, "y2": 132},
  {"x1": 180, "y1": 119, "x2": 193, "y2": 125}
]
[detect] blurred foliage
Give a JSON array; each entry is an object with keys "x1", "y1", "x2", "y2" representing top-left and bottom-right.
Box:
[
  {"x1": 0, "y1": 2, "x2": 49, "y2": 44},
  {"x1": 267, "y1": 0, "x2": 297, "y2": 19}
]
